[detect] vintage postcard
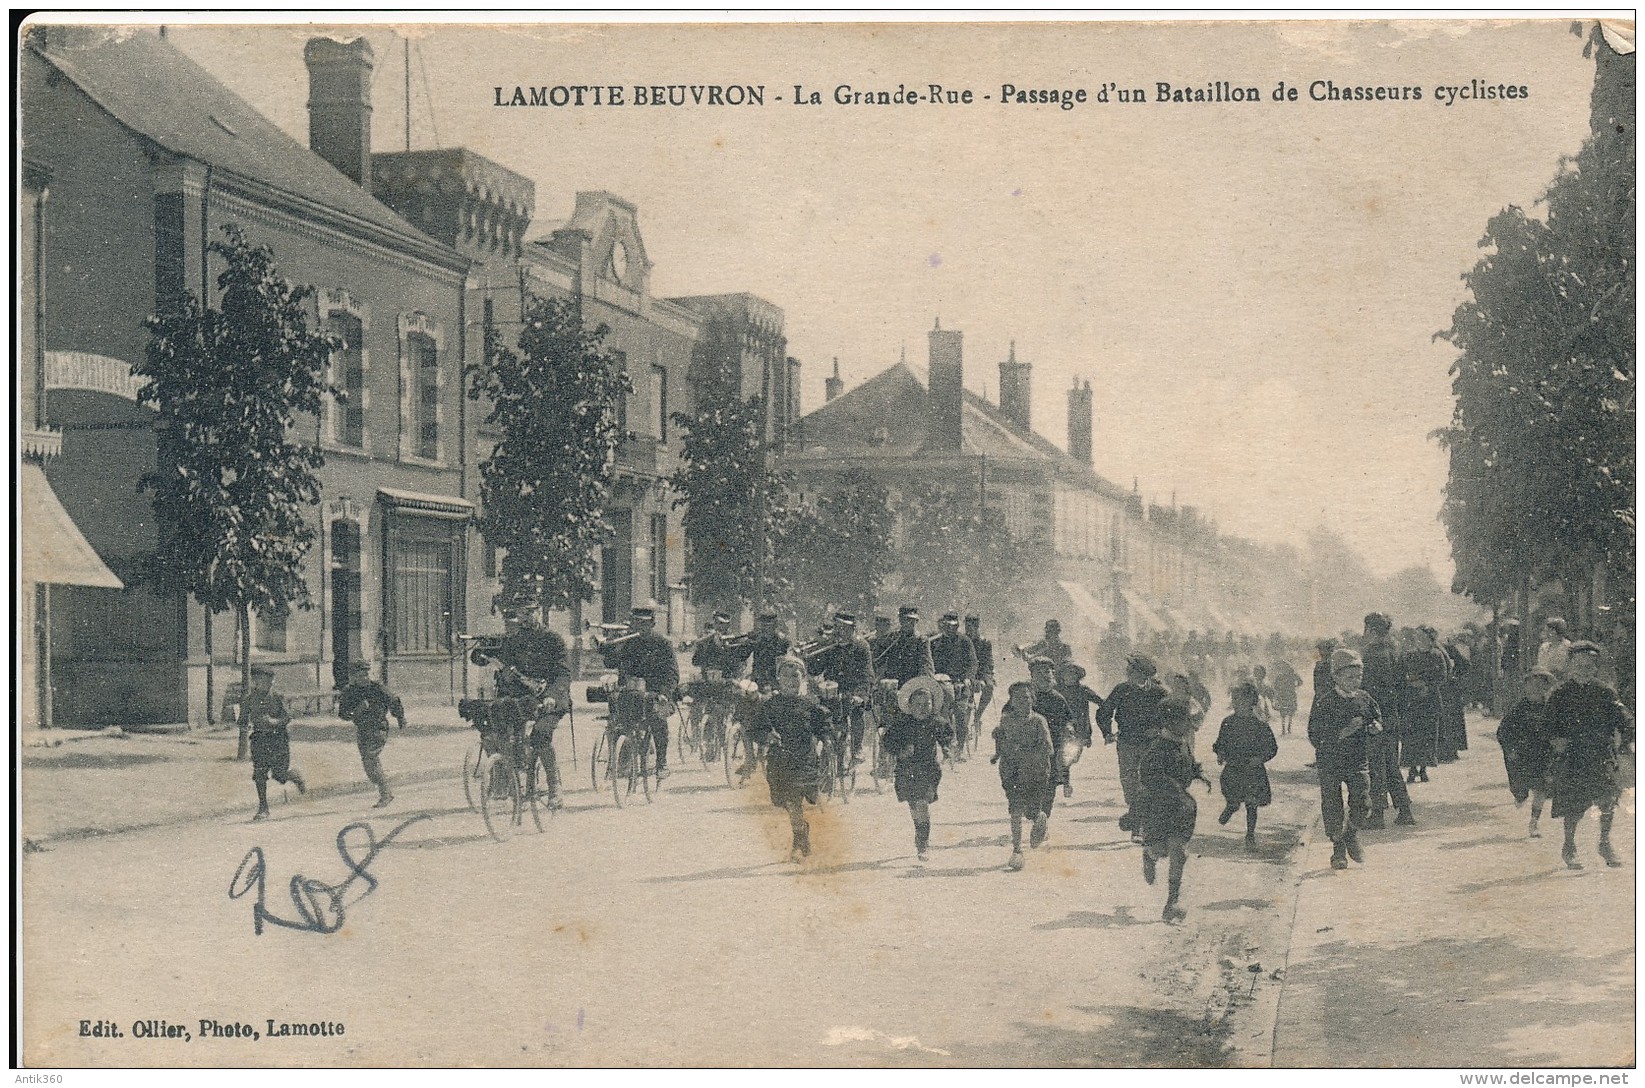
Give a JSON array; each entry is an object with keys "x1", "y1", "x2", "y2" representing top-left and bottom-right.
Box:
[{"x1": 16, "y1": 13, "x2": 1636, "y2": 1072}]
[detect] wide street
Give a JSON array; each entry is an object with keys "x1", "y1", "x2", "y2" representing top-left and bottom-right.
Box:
[{"x1": 19, "y1": 708, "x2": 1635, "y2": 1068}]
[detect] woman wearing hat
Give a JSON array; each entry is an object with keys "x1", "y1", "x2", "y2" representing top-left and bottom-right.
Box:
[
  {"x1": 745, "y1": 656, "x2": 834, "y2": 862},
  {"x1": 881, "y1": 675, "x2": 954, "y2": 862},
  {"x1": 1401, "y1": 626, "x2": 1448, "y2": 783}
]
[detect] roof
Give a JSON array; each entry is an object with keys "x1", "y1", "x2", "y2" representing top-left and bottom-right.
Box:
[
  {"x1": 29, "y1": 27, "x2": 462, "y2": 268},
  {"x1": 789, "y1": 362, "x2": 1133, "y2": 503}
]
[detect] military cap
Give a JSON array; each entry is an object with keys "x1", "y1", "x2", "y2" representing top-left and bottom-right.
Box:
[
  {"x1": 1027, "y1": 655, "x2": 1055, "y2": 671},
  {"x1": 1569, "y1": 640, "x2": 1602, "y2": 657},
  {"x1": 631, "y1": 605, "x2": 656, "y2": 620},
  {"x1": 898, "y1": 605, "x2": 920, "y2": 619},
  {"x1": 964, "y1": 614, "x2": 980, "y2": 625},
  {"x1": 1045, "y1": 619, "x2": 1063, "y2": 630},
  {"x1": 756, "y1": 609, "x2": 779, "y2": 621},
  {"x1": 939, "y1": 611, "x2": 960, "y2": 625},
  {"x1": 711, "y1": 610, "x2": 732, "y2": 624},
  {"x1": 250, "y1": 665, "x2": 276, "y2": 679}
]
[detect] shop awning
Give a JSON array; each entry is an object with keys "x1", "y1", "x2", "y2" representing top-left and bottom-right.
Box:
[
  {"x1": 377, "y1": 487, "x2": 475, "y2": 521},
  {"x1": 20, "y1": 463, "x2": 123, "y2": 589},
  {"x1": 1058, "y1": 580, "x2": 1114, "y2": 634},
  {"x1": 1118, "y1": 587, "x2": 1169, "y2": 634}
]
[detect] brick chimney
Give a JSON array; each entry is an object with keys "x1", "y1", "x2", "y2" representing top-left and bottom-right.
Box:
[
  {"x1": 926, "y1": 318, "x2": 964, "y2": 450},
  {"x1": 1067, "y1": 378, "x2": 1093, "y2": 464},
  {"x1": 999, "y1": 341, "x2": 1032, "y2": 432},
  {"x1": 825, "y1": 357, "x2": 843, "y2": 403},
  {"x1": 304, "y1": 37, "x2": 375, "y2": 186}
]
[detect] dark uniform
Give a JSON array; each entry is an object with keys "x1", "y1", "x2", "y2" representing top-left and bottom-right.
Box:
[
  {"x1": 1308, "y1": 682, "x2": 1377, "y2": 856},
  {"x1": 811, "y1": 635, "x2": 875, "y2": 758},
  {"x1": 1361, "y1": 633, "x2": 1413, "y2": 823},
  {"x1": 1031, "y1": 686, "x2": 1073, "y2": 814},
  {"x1": 602, "y1": 626, "x2": 680, "y2": 773},
  {"x1": 1498, "y1": 694, "x2": 1554, "y2": 805},
  {"x1": 492, "y1": 626, "x2": 570, "y2": 796},
  {"x1": 930, "y1": 629, "x2": 978, "y2": 752},
  {"x1": 1097, "y1": 677, "x2": 1168, "y2": 832},
  {"x1": 1024, "y1": 635, "x2": 1073, "y2": 667},
  {"x1": 748, "y1": 633, "x2": 793, "y2": 690},
  {"x1": 338, "y1": 675, "x2": 405, "y2": 804},
  {"x1": 875, "y1": 630, "x2": 935, "y2": 687},
  {"x1": 969, "y1": 625, "x2": 997, "y2": 721}
]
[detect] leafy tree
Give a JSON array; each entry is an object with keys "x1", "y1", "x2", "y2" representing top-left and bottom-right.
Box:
[
  {"x1": 469, "y1": 293, "x2": 633, "y2": 617},
  {"x1": 671, "y1": 392, "x2": 771, "y2": 615},
  {"x1": 892, "y1": 480, "x2": 1038, "y2": 620},
  {"x1": 137, "y1": 224, "x2": 338, "y2": 758},
  {"x1": 768, "y1": 471, "x2": 896, "y2": 624},
  {"x1": 1436, "y1": 24, "x2": 1635, "y2": 633}
]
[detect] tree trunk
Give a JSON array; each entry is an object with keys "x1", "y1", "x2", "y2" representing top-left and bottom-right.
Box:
[
  {"x1": 204, "y1": 605, "x2": 216, "y2": 727},
  {"x1": 235, "y1": 602, "x2": 252, "y2": 761}
]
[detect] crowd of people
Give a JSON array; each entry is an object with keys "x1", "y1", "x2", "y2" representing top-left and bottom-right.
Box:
[{"x1": 235, "y1": 601, "x2": 1633, "y2": 923}]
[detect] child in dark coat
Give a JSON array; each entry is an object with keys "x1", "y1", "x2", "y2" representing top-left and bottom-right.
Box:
[
  {"x1": 1498, "y1": 668, "x2": 1556, "y2": 838},
  {"x1": 338, "y1": 661, "x2": 407, "y2": 808},
  {"x1": 992, "y1": 681, "x2": 1054, "y2": 871},
  {"x1": 1213, "y1": 681, "x2": 1279, "y2": 849},
  {"x1": 1140, "y1": 708, "x2": 1206, "y2": 923},
  {"x1": 1054, "y1": 661, "x2": 1105, "y2": 799}
]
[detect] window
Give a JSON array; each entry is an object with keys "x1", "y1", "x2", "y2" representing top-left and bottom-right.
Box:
[
  {"x1": 409, "y1": 333, "x2": 440, "y2": 460},
  {"x1": 650, "y1": 514, "x2": 668, "y2": 604},
  {"x1": 1004, "y1": 491, "x2": 1033, "y2": 541},
  {"x1": 612, "y1": 350, "x2": 629, "y2": 436},
  {"x1": 153, "y1": 194, "x2": 185, "y2": 302},
  {"x1": 388, "y1": 525, "x2": 453, "y2": 653},
  {"x1": 650, "y1": 363, "x2": 668, "y2": 442},
  {"x1": 255, "y1": 607, "x2": 288, "y2": 653},
  {"x1": 328, "y1": 312, "x2": 365, "y2": 447}
]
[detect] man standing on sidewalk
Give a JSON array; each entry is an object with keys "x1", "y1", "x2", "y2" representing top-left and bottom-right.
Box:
[
  {"x1": 1308, "y1": 648, "x2": 1378, "y2": 870},
  {"x1": 1360, "y1": 613, "x2": 1415, "y2": 829}
]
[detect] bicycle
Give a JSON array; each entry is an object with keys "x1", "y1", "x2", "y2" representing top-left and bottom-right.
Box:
[
  {"x1": 457, "y1": 694, "x2": 558, "y2": 842},
  {"x1": 587, "y1": 680, "x2": 666, "y2": 808},
  {"x1": 723, "y1": 681, "x2": 768, "y2": 789},
  {"x1": 868, "y1": 680, "x2": 901, "y2": 793}
]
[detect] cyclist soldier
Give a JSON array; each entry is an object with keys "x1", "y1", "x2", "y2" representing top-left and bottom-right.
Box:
[
  {"x1": 599, "y1": 605, "x2": 680, "y2": 780},
  {"x1": 930, "y1": 611, "x2": 979, "y2": 762},
  {"x1": 808, "y1": 610, "x2": 876, "y2": 767},
  {"x1": 877, "y1": 605, "x2": 936, "y2": 686},
  {"x1": 748, "y1": 610, "x2": 793, "y2": 691},
  {"x1": 491, "y1": 609, "x2": 572, "y2": 807},
  {"x1": 690, "y1": 610, "x2": 748, "y2": 759},
  {"x1": 966, "y1": 614, "x2": 997, "y2": 737}
]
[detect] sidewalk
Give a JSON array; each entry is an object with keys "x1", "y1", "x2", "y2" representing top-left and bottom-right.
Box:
[
  {"x1": 1272, "y1": 713, "x2": 1636, "y2": 1068},
  {"x1": 19, "y1": 698, "x2": 612, "y2": 845}
]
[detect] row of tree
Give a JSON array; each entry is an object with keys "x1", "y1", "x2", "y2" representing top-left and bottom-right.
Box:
[{"x1": 1435, "y1": 24, "x2": 1634, "y2": 651}]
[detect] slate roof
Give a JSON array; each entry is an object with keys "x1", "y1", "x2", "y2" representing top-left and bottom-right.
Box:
[
  {"x1": 790, "y1": 361, "x2": 1134, "y2": 502},
  {"x1": 29, "y1": 26, "x2": 462, "y2": 267}
]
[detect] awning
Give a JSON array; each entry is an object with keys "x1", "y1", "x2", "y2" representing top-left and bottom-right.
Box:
[
  {"x1": 1058, "y1": 580, "x2": 1114, "y2": 633},
  {"x1": 377, "y1": 487, "x2": 475, "y2": 521},
  {"x1": 1118, "y1": 587, "x2": 1168, "y2": 634},
  {"x1": 20, "y1": 463, "x2": 123, "y2": 588}
]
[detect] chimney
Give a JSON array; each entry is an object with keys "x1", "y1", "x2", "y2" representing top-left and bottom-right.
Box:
[
  {"x1": 999, "y1": 341, "x2": 1032, "y2": 432},
  {"x1": 825, "y1": 357, "x2": 843, "y2": 403},
  {"x1": 304, "y1": 37, "x2": 375, "y2": 186},
  {"x1": 1067, "y1": 378, "x2": 1093, "y2": 464},
  {"x1": 926, "y1": 318, "x2": 964, "y2": 451}
]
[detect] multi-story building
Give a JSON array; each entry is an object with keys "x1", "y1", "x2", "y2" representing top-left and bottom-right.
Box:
[{"x1": 782, "y1": 320, "x2": 1259, "y2": 649}]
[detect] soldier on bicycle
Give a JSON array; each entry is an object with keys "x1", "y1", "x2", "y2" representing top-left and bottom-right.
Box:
[
  {"x1": 930, "y1": 611, "x2": 979, "y2": 762},
  {"x1": 490, "y1": 608, "x2": 571, "y2": 808},
  {"x1": 599, "y1": 604, "x2": 680, "y2": 780},
  {"x1": 748, "y1": 610, "x2": 793, "y2": 691},
  {"x1": 966, "y1": 614, "x2": 997, "y2": 739},
  {"x1": 808, "y1": 610, "x2": 876, "y2": 768},
  {"x1": 690, "y1": 610, "x2": 749, "y2": 760}
]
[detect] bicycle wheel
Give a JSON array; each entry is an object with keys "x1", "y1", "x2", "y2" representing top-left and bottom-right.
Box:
[
  {"x1": 479, "y1": 751, "x2": 520, "y2": 842},
  {"x1": 817, "y1": 739, "x2": 837, "y2": 804},
  {"x1": 528, "y1": 747, "x2": 557, "y2": 832},
  {"x1": 639, "y1": 734, "x2": 656, "y2": 804},
  {"x1": 590, "y1": 730, "x2": 609, "y2": 793},
  {"x1": 462, "y1": 740, "x2": 483, "y2": 812},
  {"x1": 724, "y1": 725, "x2": 745, "y2": 788},
  {"x1": 611, "y1": 734, "x2": 631, "y2": 808},
  {"x1": 841, "y1": 737, "x2": 857, "y2": 803}
]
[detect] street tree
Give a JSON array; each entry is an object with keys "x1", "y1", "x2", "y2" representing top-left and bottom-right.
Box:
[
  {"x1": 768, "y1": 471, "x2": 897, "y2": 624},
  {"x1": 893, "y1": 480, "x2": 1038, "y2": 620},
  {"x1": 470, "y1": 293, "x2": 633, "y2": 617},
  {"x1": 1436, "y1": 24, "x2": 1635, "y2": 633},
  {"x1": 137, "y1": 223, "x2": 338, "y2": 758}
]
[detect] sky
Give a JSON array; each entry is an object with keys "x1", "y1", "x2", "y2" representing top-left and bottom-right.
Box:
[{"x1": 155, "y1": 17, "x2": 1604, "y2": 579}]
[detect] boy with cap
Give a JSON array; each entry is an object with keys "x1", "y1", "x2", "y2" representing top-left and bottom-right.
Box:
[
  {"x1": 1545, "y1": 641, "x2": 1633, "y2": 869},
  {"x1": 1139, "y1": 700, "x2": 1205, "y2": 922},
  {"x1": 1097, "y1": 653, "x2": 1169, "y2": 842},
  {"x1": 992, "y1": 680, "x2": 1053, "y2": 871},
  {"x1": 247, "y1": 665, "x2": 306, "y2": 821},
  {"x1": 1027, "y1": 656, "x2": 1074, "y2": 842},
  {"x1": 1054, "y1": 660, "x2": 1106, "y2": 798},
  {"x1": 338, "y1": 661, "x2": 407, "y2": 808},
  {"x1": 1308, "y1": 648, "x2": 1379, "y2": 869}
]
